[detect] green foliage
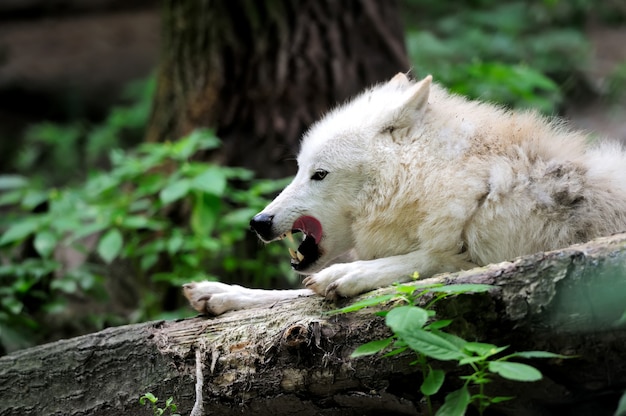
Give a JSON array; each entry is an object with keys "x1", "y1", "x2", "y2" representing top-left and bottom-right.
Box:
[
  {"x1": 139, "y1": 393, "x2": 181, "y2": 416},
  {"x1": 0, "y1": 130, "x2": 291, "y2": 351},
  {"x1": 401, "y1": 0, "x2": 611, "y2": 113},
  {"x1": 616, "y1": 390, "x2": 626, "y2": 416},
  {"x1": 342, "y1": 283, "x2": 569, "y2": 415},
  {"x1": 14, "y1": 76, "x2": 155, "y2": 185},
  {"x1": 606, "y1": 60, "x2": 626, "y2": 103}
]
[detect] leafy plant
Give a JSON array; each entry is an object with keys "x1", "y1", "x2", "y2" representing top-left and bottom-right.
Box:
[
  {"x1": 0, "y1": 130, "x2": 291, "y2": 351},
  {"x1": 14, "y1": 75, "x2": 155, "y2": 185},
  {"x1": 616, "y1": 390, "x2": 626, "y2": 416},
  {"x1": 340, "y1": 282, "x2": 568, "y2": 415},
  {"x1": 139, "y1": 392, "x2": 181, "y2": 416},
  {"x1": 401, "y1": 0, "x2": 609, "y2": 113}
]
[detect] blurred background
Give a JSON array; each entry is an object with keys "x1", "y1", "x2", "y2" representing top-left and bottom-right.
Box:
[{"x1": 0, "y1": 0, "x2": 625, "y2": 354}]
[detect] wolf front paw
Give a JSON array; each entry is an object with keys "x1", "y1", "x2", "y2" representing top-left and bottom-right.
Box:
[
  {"x1": 182, "y1": 281, "x2": 248, "y2": 316},
  {"x1": 302, "y1": 264, "x2": 364, "y2": 300}
]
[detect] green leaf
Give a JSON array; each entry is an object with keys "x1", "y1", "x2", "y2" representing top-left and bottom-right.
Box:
[
  {"x1": 429, "y1": 329, "x2": 468, "y2": 350},
  {"x1": 425, "y1": 319, "x2": 452, "y2": 330},
  {"x1": 97, "y1": 228, "x2": 123, "y2": 264},
  {"x1": 171, "y1": 130, "x2": 220, "y2": 159},
  {"x1": 0, "y1": 189, "x2": 23, "y2": 206},
  {"x1": 507, "y1": 350, "x2": 570, "y2": 360},
  {"x1": 70, "y1": 222, "x2": 109, "y2": 242},
  {"x1": 0, "y1": 174, "x2": 28, "y2": 190},
  {"x1": 435, "y1": 386, "x2": 470, "y2": 416},
  {"x1": 120, "y1": 216, "x2": 149, "y2": 229},
  {"x1": 51, "y1": 277, "x2": 78, "y2": 294},
  {"x1": 383, "y1": 346, "x2": 408, "y2": 358},
  {"x1": 424, "y1": 284, "x2": 493, "y2": 294},
  {"x1": 458, "y1": 356, "x2": 488, "y2": 366},
  {"x1": 327, "y1": 294, "x2": 397, "y2": 314},
  {"x1": 167, "y1": 232, "x2": 184, "y2": 255},
  {"x1": 386, "y1": 305, "x2": 429, "y2": 334},
  {"x1": 351, "y1": 337, "x2": 393, "y2": 358},
  {"x1": 21, "y1": 189, "x2": 49, "y2": 210},
  {"x1": 159, "y1": 179, "x2": 191, "y2": 205},
  {"x1": 191, "y1": 193, "x2": 221, "y2": 236},
  {"x1": 491, "y1": 396, "x2": 515, "y2": 404},
  {"x1": 140, "y1": 253, "x2": 159, "y2": 271},
  {"x1": 139, "y1": 392, "x2": 157, "y2": 405},
  {"x1": 34, "y1": 230, "x2": 57, "y2": 258},
  {"x1": 190, "y1": 167, "x2": 227, "y2": 196},
  {"x1": 0, "y1": 218, "x2": 40, "y2": 245},
  {"x1": 397, "y1": 328, "x2": 467, "y2": 361},
  {"x1": 464, "y1": 342, "x2": 508, "y2": 358},
  {"x1": 615, "y1": 390, "x2": 626, "y2": 416},
  {"x1": 421, "y1": 367, "x2": 445, "y2": 396},
  {"x1": 488, "y1": 361, "x2": 542, "y2": 382},
  {"x1": 2, "y1": 296, "x2": 24, "y2": 315}
]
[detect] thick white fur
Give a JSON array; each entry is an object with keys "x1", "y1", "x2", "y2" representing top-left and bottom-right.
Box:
[{"x1": 184, "y1": 73, "x2": 626, "y2": 315}]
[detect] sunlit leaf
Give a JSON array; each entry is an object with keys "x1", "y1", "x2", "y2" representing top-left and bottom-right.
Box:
[
  {"x1": 386, "y1": 306, "x2": 429, "y2": 334},
  {"x1": 190, "y1": 167, "x2": 227, "y2": 196},
  {"x1": 463, "y1": 342, "x2": 507, "y2": 357},
  {"x1": 34, "y1": 230, "x2": 57, "y2": 258},
  {"x1": 0, "y1": 218, "x2": 40, "y2": 245},
  {"x1": 488, "y1": 361, "x2": 542, "y2": 382},
  {"x1": 21, "y1": 189, "x2": 49, "y2": 210},
  {"x1": 0, "y1": 175, "x2": 28, "y2": 190},
  {"x1": 159, "y1": 179, "x2": 191, "y2": 205},
  {"x1": 51, "y1": 277, "x2": 78, "y2": 294},
  {"x1": 397, "y1": 328, "x2": 466, "y2": 361},
  {"x1": 97, "y1": 228, "x2": 123, "y2": 264}
]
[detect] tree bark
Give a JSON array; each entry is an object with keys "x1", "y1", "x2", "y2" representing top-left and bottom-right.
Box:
[
  {"x1": 147, "y1": 0, "x2": 409, "y2": 178},
  {"x1": 1, "y1": 233, "x2": 625, "y2": 416}
]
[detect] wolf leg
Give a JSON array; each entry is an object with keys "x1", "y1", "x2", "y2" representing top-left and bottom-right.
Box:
[
  {"x1": 182, "y1": 281, "x2": 313, "y2": 315},
  {"x1": 303, "y1": 250, "x2": 476, "y2": 299}
]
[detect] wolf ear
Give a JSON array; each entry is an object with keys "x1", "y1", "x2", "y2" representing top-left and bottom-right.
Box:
[
  {"x1": 392, "y1": 75, "x2": 432, "y2": 129},
  {"x1": 389, "y1": 72, "x2": 411, "y2": 87}
]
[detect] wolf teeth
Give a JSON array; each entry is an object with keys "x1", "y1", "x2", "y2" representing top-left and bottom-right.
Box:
[{"x1": 288, "y1": 247, "x2": 305, "y2": 263}]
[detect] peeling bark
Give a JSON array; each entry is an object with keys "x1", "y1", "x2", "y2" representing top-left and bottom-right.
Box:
[{"x1": 0, "y1": 233, "x2": 625, "y2": 416}]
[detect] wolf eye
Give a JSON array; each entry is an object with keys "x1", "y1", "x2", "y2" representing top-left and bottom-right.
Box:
[{"x1": 310, "y1": 169, "x2": 328, "y2": 181}]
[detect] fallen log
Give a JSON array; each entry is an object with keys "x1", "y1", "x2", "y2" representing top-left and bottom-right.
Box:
[{"x1": 0, "y1": 233, "x2": 625, "y2": 416}]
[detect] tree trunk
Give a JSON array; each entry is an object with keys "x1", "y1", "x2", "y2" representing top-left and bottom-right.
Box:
[
  {"x1": 1, "y1": 233, "x2": 625, "y2": 415},
  {"x1": 147, "y1": 0, "x2": 409, "y2": 178}
]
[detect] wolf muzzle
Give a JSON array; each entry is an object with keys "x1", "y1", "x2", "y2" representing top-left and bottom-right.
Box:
[{"x1": 250, "y1": 213, "x2": 274, "y2": 241}]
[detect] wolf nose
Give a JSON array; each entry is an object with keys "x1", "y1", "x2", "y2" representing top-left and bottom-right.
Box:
[{"x1": 250, "y1": 213, "x2": 274, "y2": 241}]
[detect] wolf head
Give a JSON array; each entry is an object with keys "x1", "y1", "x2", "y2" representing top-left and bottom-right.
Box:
[{"x1": 250, "y1": 74, "x2": 433, "y2": 274}]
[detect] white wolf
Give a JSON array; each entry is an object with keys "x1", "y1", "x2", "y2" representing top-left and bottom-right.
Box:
[{"x1": 184, "y1": 73, "x2": 626, "y2": 315}]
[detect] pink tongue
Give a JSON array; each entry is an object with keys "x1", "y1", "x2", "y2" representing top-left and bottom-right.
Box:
[{"x1": 292, "y1": 216, "x2": 323, "y2": 244}]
